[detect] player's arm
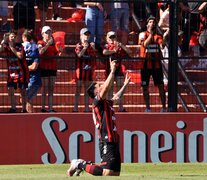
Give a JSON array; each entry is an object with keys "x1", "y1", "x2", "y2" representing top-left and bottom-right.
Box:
[
  {"x1": 99, "y1": 59, "x2": 116, "y2": 99},
  {"x1": 111, "y1": 72, "x2": 131, "y2": 103}
]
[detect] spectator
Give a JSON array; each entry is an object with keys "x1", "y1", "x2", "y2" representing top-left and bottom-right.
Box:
[
  {"x1": 0, "y1": 31, "x2": 29, "y2": 113},
  {"x1": 158, "y1": 3, "x2": 169, "y2": 33},
  {"x1": 73, "y1": 28, "x2": 97, "y2": 112},
  {"x1": 84, "y1": 1, "x2": 105, "y2": 48},
  {"x1": 68, "y1": 60, "x2": 131, "y2": 177},
  {"x1": 109, "y1": 2, "x2": 131, "y2": 45},
  {"x1": 37, "y1": 26, "x2": 63, "y2": 112},
  {"x1": 198, "y1": 2, "x2": 207, "y2": 33},
  {"x1": 36, "y1": 0, "x2": 50, "y2": 26},
  {"x1": 22, "y1": 30, "x2": 42, "y2": 113},
  {"x1": 52, "y1": 2, "x2": 63, "y2": 20},
  {"x1": 198, "y1": 2, "x2": 207, "y2": 53},
  {"x1": 12, "y1": 1, "x2": 35, "y2": 42},
  {"x1": 103, "y1": 31, "x2": 132, "y2": 112},
  {"x1": 0, "y1": 1, "x2": 10, "y2": 32},
  {"x1": 138, "y1": 16, "x2": 168, "y2": 112}
]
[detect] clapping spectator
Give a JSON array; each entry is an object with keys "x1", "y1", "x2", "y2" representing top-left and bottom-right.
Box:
[
  {"x1": 37, "y1": 26, "x2": 63, "y2": 112},
  {"x1": 138, "y1": 16, "x2": 167, "y2": 112},
  {"x1": 103, "y1": 31, "x2": 132, "y2": 112},
  {"x1": 73, "y1": 28, "x2": 97, "y2": 112}
]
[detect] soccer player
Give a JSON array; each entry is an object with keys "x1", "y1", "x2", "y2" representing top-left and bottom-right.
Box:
[{"x1": 67, "y1": 59, "x2": 131, "y2": 176}]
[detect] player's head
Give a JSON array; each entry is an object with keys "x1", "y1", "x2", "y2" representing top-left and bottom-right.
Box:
[
  {"x1": 87, "y1": 82, "x2": 97, "y2": 99},
  {"x1": 87, "y1": 82, "x2": 103, "y2": 99}
]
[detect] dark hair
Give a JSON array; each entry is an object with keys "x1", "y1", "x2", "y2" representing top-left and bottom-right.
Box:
[
  {"x1": 22, "y1": 29, "x2": 36, "y2": 42},
  {"x1": 87, "y1": 82, "x2": 97, "y2": 99},
  {"x1": 146, "y1": 15, "x2": 156, "y2": 24}
]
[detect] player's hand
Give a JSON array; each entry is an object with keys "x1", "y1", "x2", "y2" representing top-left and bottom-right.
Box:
[
  {"x1": 109, "y1": 57, "x2": 116, "y2": 73},
  {"x1": 124, "y1": 72, "x2": 131, "y2": 85}
]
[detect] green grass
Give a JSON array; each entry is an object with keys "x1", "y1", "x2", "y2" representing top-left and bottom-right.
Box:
[{"x1": 0, "y1": 163, "x2": 207, "y2": 180}]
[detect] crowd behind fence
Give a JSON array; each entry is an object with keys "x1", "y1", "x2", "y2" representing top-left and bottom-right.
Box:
[{"x1": 0, "y1": 0, "x2": 207, "y2": 113}]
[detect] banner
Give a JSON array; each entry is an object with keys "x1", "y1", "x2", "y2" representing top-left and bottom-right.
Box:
[{"x1": 0, "y1": 113, "x2": 206, "y2": 164}]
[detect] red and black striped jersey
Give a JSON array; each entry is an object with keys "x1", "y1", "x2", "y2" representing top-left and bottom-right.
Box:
[
  {"x1": 37, "y1": 40, "x2": 59, "y2": 71},
  {"x1": 138, "y1": 31, "x2": 163, "y2": 69},
  {"x1": 75, "y1": 42, "x2": 96, "y2": 81},
  {"x1": 4, "y1": 43, "x2": 29, "y2": 84},
  {"x1": 92, "y1": 95, "x2": 119, "y2": 143},
  {"x1": 103, "y1": 43, "x2": 127, "y2": 76}
]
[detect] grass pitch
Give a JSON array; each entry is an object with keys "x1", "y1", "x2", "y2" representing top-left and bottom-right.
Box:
[{"x1": 0, "y1": 163, "x2": 207, "y2": 180}]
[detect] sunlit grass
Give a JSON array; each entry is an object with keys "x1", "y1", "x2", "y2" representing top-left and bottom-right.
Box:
[{"x1": 0, "y1": 163, "x2": 207, "y2": 179}]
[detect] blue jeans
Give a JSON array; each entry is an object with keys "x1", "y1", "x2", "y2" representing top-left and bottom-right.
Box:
[
  {"x1": 85, "y1": 6, "x2": 104, "y2": 45},
  {"x1": 110, "y1": 8, "x2": 129, "y2": 33}
]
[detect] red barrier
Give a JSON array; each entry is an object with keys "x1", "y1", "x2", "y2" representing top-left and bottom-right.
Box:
[{"x1": 0, "y1": 113, "x2": 206, "y2": 164}]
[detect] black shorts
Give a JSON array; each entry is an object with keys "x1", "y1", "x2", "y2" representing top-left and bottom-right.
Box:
[
  {"x1": 99, "y1": 142, "x2": 121, "y2": 172},
  {"x1": 40, "y1": 69, "x2": 57, "y2": 77},
  {"x1": 141, "y1": 68, "x2": 164, "y2": 86},
  {"x1": 7, "y1": 82, "x2": 28, "y2": 90}
]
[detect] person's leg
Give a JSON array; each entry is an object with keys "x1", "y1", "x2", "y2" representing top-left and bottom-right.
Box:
[
  {"x1": 111, "y1": 9, "x2": 121, "y2": 33},
  {"x1": 68, "y1": 159, "x2": 118, "y2": 176},
  {"x1": 142, "y1": 86, "x2": 150, "y2": 111},
  {"x1": 158, "y1": 84, "x2": 166, "y2": 110},
  {"x1": 48, "y1": 76, "x2": 56, "y2": 111},
  {"x1": 119, "y1": 8, "x2": 129, "y2": 45},
  {"x1": 26, "y1": 84, "x2": 41, "y2": 113},
  {"x1": 20, "y1": 88, "x2": 27, "y2": 112},
  {"x1": 95, "y1": 9, "x2": 104, "y2": 45},
  {"x1": 85, "y1": 7, "x2": 96, "y2": 43},
  {"x1": 141, "y1": 69, "x2": 151, "y2": 111},
  {"x1": 73, "y1": 80, "x2": 81, "y2": 112},
  {"x1": 41, "y1": 77, "x2": 48, "y2": 111},
  {"x1": 152, "y1": 68, "x2": 166, "y2": 111},
  {"x1": 84, "y1": 80, "x2": 91, "y2": 112},
  {"x1": 68, "y1": 159, "x2": 103, "y2": 176},
  {"x1": 68, "y1": 142, "x2": 121, "y2": 176},
  {"x1": 52, "y1": 1, "x2": 62, "y2": 20},
  {"x1": 8, "y1": 87, "x2": 16, "y2": 110}
]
